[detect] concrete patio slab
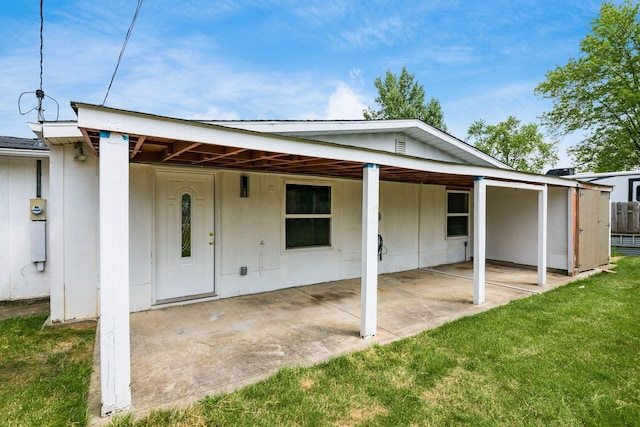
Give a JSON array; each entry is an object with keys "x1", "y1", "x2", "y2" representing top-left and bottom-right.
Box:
[{"x1": 88, "y1": 262, "x2": 597, "y2": 422}]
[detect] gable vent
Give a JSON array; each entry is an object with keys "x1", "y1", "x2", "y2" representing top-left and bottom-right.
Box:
[{"x1": 395, "y1": 140, "x2": 406, "y2": 154}]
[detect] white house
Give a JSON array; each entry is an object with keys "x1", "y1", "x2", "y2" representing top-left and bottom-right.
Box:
[
  {"x1": 0, "y1": 136, "x2": 50, "y2": 301},
  {"x1": 24, "y1": 102, "x2": 611, "y2": 416}
]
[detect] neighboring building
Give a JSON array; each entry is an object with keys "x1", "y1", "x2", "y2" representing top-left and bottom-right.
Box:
[
  {"x1": 23, "y1": 102, "x2": 610, "y2": 416},
  {"x1": 568, "y1": 171, "x2": 640, "y2": 254},
  {"x1": 566, "y1": 170, "x2": 640, "y2": 203},
  {"x1": 0, "y1": 136, "x2": 49, "y2": 301}
]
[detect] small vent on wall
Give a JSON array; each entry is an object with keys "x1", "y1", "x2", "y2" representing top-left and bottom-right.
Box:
[{"x1": 395, "y1": 140, "x2": 406, "y2": 154}]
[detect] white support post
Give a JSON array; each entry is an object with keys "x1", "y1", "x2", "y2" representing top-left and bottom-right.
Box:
[
  {"x1": 473, "y1": 177, "x2": 486, "y2": 305},
  {"x1": 48, "y1": 145, "x2": 65, "y2": 323},
  {"x1": 537, "y1": 185, "x2": 548, "y2": 286},
  {"x1": 99, "y1": 131, "x2": 131, "y2": 416},
  {"x1": 361, "y1": 163, "x2": 379, "y2": 338}
]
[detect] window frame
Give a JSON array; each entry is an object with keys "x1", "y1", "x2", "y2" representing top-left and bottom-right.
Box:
[
  {"x1": 445, "y1": 190, "x2": 470, "y2": 239},
  {"x1": 283, "y1": 181, "x2": 333, "y2": 251},
  {"x1": 180, "y1": 191, "x2": 193, "y2": 258}
]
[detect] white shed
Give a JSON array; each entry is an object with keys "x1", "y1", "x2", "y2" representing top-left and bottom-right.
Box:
[{"x1": 0, "y1": 137, "x2": 50, "y2": 301}]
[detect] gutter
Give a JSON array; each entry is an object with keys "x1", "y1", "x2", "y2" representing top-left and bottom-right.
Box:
[{"x1": 0, "y1": 148, "x2": 49, "y2": 158}]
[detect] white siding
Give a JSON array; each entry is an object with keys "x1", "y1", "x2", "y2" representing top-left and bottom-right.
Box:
[
  {"x1": 485, "y1": 186, "x2": 568, "y2": 271},
  {"x1": 307, "y1": 133, "x2": 463, "y2": 163},
  {"x1": 63, "y1": 146, "x2": 99, "y2": 320},
  {"x1": 577, "y1": 175, "x2": 639, "y2": 203},
  {"x1": 418, "y1": 184, "x2": 472, "y2": 267},
  {"x1": 0, "y1": 155, "x2": 50, "y2": 301},
  {"x1": 129, "y1": 164, "x2": 154, "y2": 311},
  {"x1": 58, "y1": 161, "x2": 573, "y2": 318},
  {"x1": 125, "y1": 167, "x2": 470, "y2": 312}
]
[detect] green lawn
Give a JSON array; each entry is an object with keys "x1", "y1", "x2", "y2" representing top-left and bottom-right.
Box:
[
  {"x1": 0, "y1": 315, "x2": 95, "y2": 427},
  {"x1": 109, "y1": 257, "x2": 640, "y2": 426},
  {"x1": 2, "y1": 258, "x2": 639, "y2": 426}
]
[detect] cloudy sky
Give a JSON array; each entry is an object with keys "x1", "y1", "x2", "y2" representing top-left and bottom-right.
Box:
[{"x1": 1, "y1": 0, "x2": 614, "y2": 167}]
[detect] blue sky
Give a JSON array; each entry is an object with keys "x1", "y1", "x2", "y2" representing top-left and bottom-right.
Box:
[{"x1": 0, "y1": 0, "x2": 615, "y2": 168}]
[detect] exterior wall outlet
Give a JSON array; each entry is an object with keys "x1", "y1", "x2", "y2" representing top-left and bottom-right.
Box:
[{"x1": 240, "y1": 266, "x2": 248, "y2": 276}]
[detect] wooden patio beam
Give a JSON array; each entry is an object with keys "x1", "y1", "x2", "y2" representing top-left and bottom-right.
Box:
[
  {"x1": 162, "y1": 140, "x2": 198, "y2": 162},
  {"x1": 130, "y1": 136, "x2": 146, "y2": 160}
]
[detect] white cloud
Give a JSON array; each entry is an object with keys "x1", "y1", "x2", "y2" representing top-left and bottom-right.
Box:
[
  {"x1": 323, "y1": 83, "x2": 366, "y2": 119},
  {"x1": 185, "y1": 107, "x2": 241, "y2": 121},
  {"x1": 338, "y1": 17, "x2": 410, "y2": 48}
]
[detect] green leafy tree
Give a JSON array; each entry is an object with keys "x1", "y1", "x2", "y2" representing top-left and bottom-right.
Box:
[
  {"x1": 467, "y1": 116, "x2": 558, "y2": 173},
  {"x1": 535, "y1": 0, "x2": 640, "y2": 172},
  {"x1": 364, "y1": 67, "x2": 447, "y2": 131}
]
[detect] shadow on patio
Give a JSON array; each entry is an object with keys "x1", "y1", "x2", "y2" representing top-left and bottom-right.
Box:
[{"x1": 89, "y1": 261, "x2": 591, "y2": 420}]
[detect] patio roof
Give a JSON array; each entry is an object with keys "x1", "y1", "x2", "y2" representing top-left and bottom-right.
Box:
[{"x1": 57, "y1": 102, "x2": 609, "y2": 191}]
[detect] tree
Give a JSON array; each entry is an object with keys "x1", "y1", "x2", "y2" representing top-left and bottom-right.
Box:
[
  {"x1": 363, "y1": 67, "x2": 447, "y2": 131},
  {"x1": 535, "y1": 0, "x2": 640, "y2": 172},
  {"x1": 466, "y1": 116, "x2": 558, "y2": 173}
]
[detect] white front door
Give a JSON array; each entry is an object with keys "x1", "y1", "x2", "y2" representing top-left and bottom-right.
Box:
[{"x1": 155, "y1": 171, "x2": 215, "y2": 302}]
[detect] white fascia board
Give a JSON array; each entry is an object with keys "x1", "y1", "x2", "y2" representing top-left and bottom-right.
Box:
[
  {"x1": 483, "y1": 179, "x2": 545, "y2": 191},
  {"x1": 42, "y1": 122, "x2": 83, "y2": 139},
  {"x1": 0, "y1": 148, "x2": 49, "y2": 158},
  {"x1": 206, "y1": 119, "x2": 414, "y2": 133},
  {"x1": 210, "y1": 119, "x2": 510, "y2": 170},
  {"x1": 568, "y1": 170, "x2": 640, "y2": 180},
  {"x1": 73, "y1": 103, "x2": 599, "y2": 189},
  {"x1": 29, "y1": 121, "x2": 83, "y2": 145}
]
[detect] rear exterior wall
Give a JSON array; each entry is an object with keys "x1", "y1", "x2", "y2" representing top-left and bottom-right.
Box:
[
  {"x1": 54, "y1": 161, "x2": 571, "y2": 319},
  {"x1": 485, "y1": 186, "x2": 569, "y2": 271},
  {"x1": 127, "y1": 166, "x2": 472, "y2": 312}
]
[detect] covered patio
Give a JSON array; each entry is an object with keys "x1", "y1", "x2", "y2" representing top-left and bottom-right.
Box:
[
  {"x1": 88, "y1": 261, "x2": 594, "y2": 419},
  {"x1": 31, "y1": 104, "x2": 610, "y2": 417}
]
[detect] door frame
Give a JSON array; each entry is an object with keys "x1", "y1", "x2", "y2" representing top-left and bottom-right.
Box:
[{"x1": 152, "y1": 167, "x2": 218, "y2": 305}]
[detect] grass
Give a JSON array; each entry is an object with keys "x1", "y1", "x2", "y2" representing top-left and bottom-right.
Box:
[
  {"x1": 1, "y1": 259, "x2": 638, "y2": 426},
  {"x1": 108, "y1": 257, "x2": 640, "y2": 427},
  {"x1": 0, "y1": 315, "x2": 95, "y2": 427}
]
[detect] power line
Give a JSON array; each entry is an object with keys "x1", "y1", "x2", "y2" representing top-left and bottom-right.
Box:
[
  {"x1": 102, "y1": 0, "x2": 144, "y2": 105},
  {"x1": 39, "y1": 0, "x2": 43, "y2": 93},
  {"x1": 19, "y1": 0, "x2": 58, "y2": 122},
  {"x1": 36, "y1": 0, "x2": 44, "y2": 122}
]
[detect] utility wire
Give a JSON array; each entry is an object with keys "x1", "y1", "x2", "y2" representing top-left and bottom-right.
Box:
[
  {"x1": 102, "y1": 0, "x2": 144, "y2": 105},
  {"x1": 18, "y1": 0, "x2": 59, "y2": 122},
  {"x1": 39, "y1": 0, "x2": 43, "y2": 92},
  {"x1": 36, "y1": 0, "x2": 44, "y2": 122}
]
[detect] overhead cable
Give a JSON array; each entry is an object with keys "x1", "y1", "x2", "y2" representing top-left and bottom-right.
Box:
[{"x1": 102, "y1": 0, "x2": 144, "y2": 105}]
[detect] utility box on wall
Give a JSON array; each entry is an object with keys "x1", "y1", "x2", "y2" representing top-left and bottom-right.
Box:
[
  {"x1": 30, "y1": 221, "x2": 46, "y2": 263},
  {"x1": 30, "y1": 198, "x2": 47, "y2": 271},
  {"x1": 30, "y1": 198, "x2": 46, "y2": 221}
]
